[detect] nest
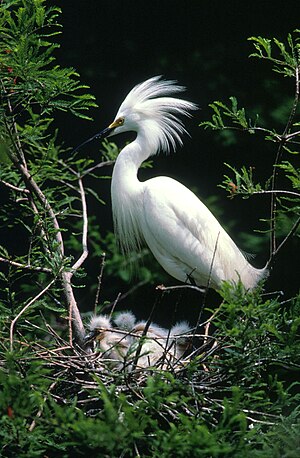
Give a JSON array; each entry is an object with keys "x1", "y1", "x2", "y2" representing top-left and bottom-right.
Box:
[
  {"x1": 7, "y1": 312, "x2": 280, "y2": 430},
  {"x1": 18, "y1": 315, "x2": 221, "y2": 419}
]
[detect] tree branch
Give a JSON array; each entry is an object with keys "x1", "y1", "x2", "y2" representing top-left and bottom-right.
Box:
[
  {"x1": 267, "y1": 215, "x2": 300, "y2": 269},
  {"x1": 71, "y1": 176, "x2": 88, "y2": 273},
  {"x1": 269, "y1": 64, "x2": 300, "y2": 258},
  {"x1": 253, "y1": 189, "x2": 300, "y2": 198},
  {"x1": 4, "y1": 123, "x2": 87, "y2": 348},
  {"x1": 0, "y1": 256, "x2": 51, "y2": 273},
  {"x1": 10, "y1": 277, "x2": 56, "y2": 351},
  {"x1": 0, "y1": 179, "x2": 29, "y2": 193}
]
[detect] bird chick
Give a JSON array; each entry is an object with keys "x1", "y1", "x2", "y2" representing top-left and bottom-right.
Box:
[
  {"x1": 86, "y1": 315, "x2": 131, "y2": 369},
  {"x1": 131, "y1": 320, "x2": 191, "y2": 369},
  {"x1": 113, "y1": 311, "x2": 136, "y2": 331},
  {"x1": 85, "y1": 314, "x2": 191, "y2": 371},
  {"x1": 131, "y1": 321, "x2": 169, "y2": 369}
]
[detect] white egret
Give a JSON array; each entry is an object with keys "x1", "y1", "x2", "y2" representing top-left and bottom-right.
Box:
[{"x1": 78, "y1": 76, "x2": 268, "y2": 290}]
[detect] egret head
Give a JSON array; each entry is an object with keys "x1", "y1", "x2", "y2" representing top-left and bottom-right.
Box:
[
  {"x1": 84, "y1": 315, "x2": 112, "y2": 343},
  {"x1": 73, "y1": 76, "x2": 197, "y2": 155},
  {"x1": 101, "y1": 76, "x2": 197, "y2": 153}
]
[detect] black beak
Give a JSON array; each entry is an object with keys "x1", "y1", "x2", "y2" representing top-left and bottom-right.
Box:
[
  {"x1": 72, "y1": 126, "x2": 114, "y2": 154},
  {"x1": 84, "y1": 330, "x2": 98, "y2": 343}
]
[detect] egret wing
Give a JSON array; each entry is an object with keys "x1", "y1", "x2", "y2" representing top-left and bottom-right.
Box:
[{"x1": 141, "y1": 176, "x2": 248, "y2": 288}]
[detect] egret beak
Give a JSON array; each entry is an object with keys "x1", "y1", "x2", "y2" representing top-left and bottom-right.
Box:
[
  {"x1": 84, "y1": 330, "x2": 98, "y2": 343},
  {"x1": 72, "y1": 125, "x2": 115, "y2": 154}
]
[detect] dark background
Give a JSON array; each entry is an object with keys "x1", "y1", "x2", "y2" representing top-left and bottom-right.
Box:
[{"x1": 53, "y1": 1, "x2": 299, "y2": 322}]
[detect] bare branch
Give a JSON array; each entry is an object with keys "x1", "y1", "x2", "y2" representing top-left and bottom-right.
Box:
[
  {"x1": 285, "y1": 129, "x2": 300, "y2": 141},
  {"x1": 10, "y1": 277, "x2": 56, "y2": 351},
  {"x1": 94, "y1": 252, "x2": 106, "y2": 315},
  {"x1": 0, "y1": 256, "x2": 51, "y2": 273},
  {"x1": 267, "y1": 215, "x2": 300, "y2": 268},
  {"x1": 156, "y1": 284, "x2": 205, "y2": 294},
  {"x1": 253, "y1": 189, "x2": 300, "y2": 198},
  {"x1": 60, "y1": 270, "x2": 87, "y2": 348},
  {"x1": 11, "y1": 159, "x2": 65, "y2": 255},
  {"x1": 3, "y1": 113, "x2": 87, "y2": 348},
  {"x1": 269, "y1": 64, "x2": 300, "y2": 257},
  {"x1": 81, "y1": 159, "x2": 115, "y2": 177},
  {"x1": 71, "y1": 176, "x2": 89, "y2": 273},
  {"x1": 0, "y1": 179, "x2": 29, "y2": 193}
]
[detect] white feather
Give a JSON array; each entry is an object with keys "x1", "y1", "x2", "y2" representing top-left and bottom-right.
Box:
[
  {"x1": 113, "y1": 311, "x2": 136, "y2": 330},
  {"x1": 89, "y1": 314, "x2": 112, "y2": 331},
  {"x1": 170, "y1": 321, "x2": 190, "y2": 337}
]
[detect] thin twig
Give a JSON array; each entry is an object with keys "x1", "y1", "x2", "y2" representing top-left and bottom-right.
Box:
[
  {"x1": 81, "y1": 160, "x2": 115, "y2": 177},
  {"x1": 101, "y1": 280, "x2": 149, "y2": 312},
  {"x1": 131, "y1": 292, "x2": 161, "y2": 371},
  {"x1": 94, "y1": 252, "x2": 106, "y2": 315},
  {"x1": 253, "y1": 189, "x2": 300, "y2": 198},
  {"x1": 0, "y1": 257, "x2": 51, "y2": 273},
  {"x1": 10, "y1": 277, "x2": 56, "y2": 351},
  {"x1": 28, "y1": 380, "x2": 57, "y2": 432},
  {"x1": 109, "y1": 292, "x2": 122, "y2": 319},
  {"x1": 269, "y1": 64, "x2": 300, "y2": 258},
  {"x1": 0, "y1": 179, "x2": 29, "y2": 193},
  {"x1": 194, "y1": 232, "x2": 220, "y2": 336},
  {"x1": 267, "y1": 215, "x2": 300, "y2": 268},
  {"x1": 156, "y1": 284, "x2": 205, "y2": 294}
]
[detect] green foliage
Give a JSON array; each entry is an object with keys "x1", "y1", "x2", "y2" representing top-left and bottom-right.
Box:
[
  {"x1": 0, "y1": 0, "x2": 119, "y2": 335},
  {"x1": 0, "y1": 352, "x2": 55, "y2": 457},
  {"x1": 0, "y1": 0, "x2": 96, "y2": 122},
  {"x1": 220, "y1": 163, "x2": 263, "y2": 197},
  {"x1": 277, "y1": 161, "x2": 300, "y2": 191},
  {"x1": 248, "y1": 32, "x2": 300, "y2": 78},
  {"x1": 0, "y1": 286, "x2": 299, "y2": 457},
  {"x1": 199, "y1": 96, "x2": 255, "y2": 131},
  {"x1": 200, "y1": 30, "x2": 300, "y2": 257}
]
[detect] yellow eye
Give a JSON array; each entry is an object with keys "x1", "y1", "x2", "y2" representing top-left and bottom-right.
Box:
[{"x1": 109, "y1": 117, "x2": 125, "y2": 129}]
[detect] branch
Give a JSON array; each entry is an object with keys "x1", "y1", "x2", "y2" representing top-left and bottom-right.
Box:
[
  {"x1": 267, "y1": 215, "x2": 300, "y2": 269},
  {"x1": 10, "y1": 277, "x2": 56, "y2": 351},
  {"x1": 81, "y1": 159, "x2": 115, "y2": 177},
  {"x1": 285, "y1": 129, "x2": 300, "y2": 141},
  {"x1": 252, "y1": 189, "x2": 300, "y2": 198},
  {"x1": 0, "y1": 256, "x2": 51, "y2": 273},
  {"x1": 10, "y1": 158, "x2": 65, "y2": 255},
  {"x1": 4, "y1": 118, "x2": 87, "y2": 348},
  {"x1": 156, "y1": 284, "x2": 205, "y2": 294},
  {"x1": 0, "y1": 179, "x2": 29, "y2": 194},
  {"x1": 283, "y1": 65, "x2": 300, "y2": 138},
  {"x1": 71, "y1": 176, "x2": 88, "y2": 273},
  {"x1": 269, "y1": 64, "x2": 300, "y2": 256},
  {"x1": 94, "y1": 252, "x2": 106, "y2": 315}
]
